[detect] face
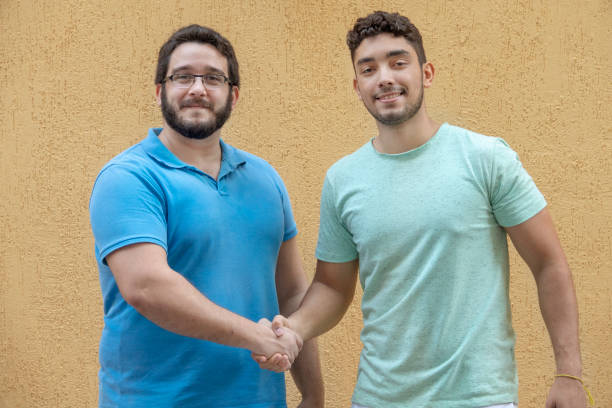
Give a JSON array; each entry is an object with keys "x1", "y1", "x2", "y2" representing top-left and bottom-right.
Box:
[
  {"x1": 353, "y1": 33, "x2": 433, "y2": 126},
  {"x1": 156, "y1": 42, "x2": 238, "y2": 140}
]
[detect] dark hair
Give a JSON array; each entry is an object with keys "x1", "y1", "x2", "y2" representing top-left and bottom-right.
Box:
[
  {"x1": 347, "y1": 11, "x2": 426, "y2": 65},
  {"x1": 155, "y1": 24, "x2": 240, "y2": 87}
]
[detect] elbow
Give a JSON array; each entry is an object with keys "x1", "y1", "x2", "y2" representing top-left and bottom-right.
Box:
[
  {"x1": 120, "y1": 283, "x2": 149, "y2": 309},
  {"x1": 278, "y1": 288, "x2": 308, "y2": 315},
  {"x1": 122, "y1": 288, "x2": 144, "y2": 309},
  {"x1": 105, "y1": 244, "x2": 172, "y2": 310},
  {"x1": 117, "y1": 276, "x2": 158, "y2": 311},
  {"x1": 534, "y1": 260, "x2": 574, "y2": 293}
]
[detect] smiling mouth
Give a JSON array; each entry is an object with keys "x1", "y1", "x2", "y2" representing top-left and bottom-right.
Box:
[
  {"x1": 375, "y1": 89, "x2": 405, "y2": 101},
  {"x1": 180, "y1": 99, "x2": 213, "y2": 110}
]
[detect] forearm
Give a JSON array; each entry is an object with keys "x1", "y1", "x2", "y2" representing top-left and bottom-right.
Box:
[
  {"x1": 109, "y1": 243, "x2": 300, "y2": 358},
  {"x1": 280, "y1": 291, "x2": 324, "y2": 404},
  {"x1": 290, "y1": 280, "x2": 354, "y2": 341},
  {"x1": 535, "y1": 261, "x2": 582, "y2": 375},
  {"x1": 125, "y1": 267, "x2": 265, "y2": 352},
  {"x1": 291, "y1": 339, "x2": 324, "y2": 405}
]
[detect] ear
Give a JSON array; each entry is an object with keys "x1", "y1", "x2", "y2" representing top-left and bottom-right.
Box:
[
  {"x1": 353, "y1": 78, "x2": 362, "y2": 101},
  {"x1": 230, "y1": 85, "x2": 239, "y2": 110},
  {"x1": 155, "y1": 83, "x2": 163, "y2": 106},
  {"x1": 422, "y1": 62, "x2": 435, "y2": 88}
]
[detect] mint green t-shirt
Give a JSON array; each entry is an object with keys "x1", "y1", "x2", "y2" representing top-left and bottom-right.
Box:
[{"x1": 316, "y1": 123, "x2": 546, "y2": 407}]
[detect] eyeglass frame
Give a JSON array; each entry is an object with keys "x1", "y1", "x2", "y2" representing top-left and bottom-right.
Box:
[{"x1": 162, "y1": 73, "x2": 233, "y2": 89}]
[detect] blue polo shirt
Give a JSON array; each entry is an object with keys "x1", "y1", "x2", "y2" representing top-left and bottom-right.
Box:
[{"x1": 89, "y1": 128, "x2": 296, "y2": 407}]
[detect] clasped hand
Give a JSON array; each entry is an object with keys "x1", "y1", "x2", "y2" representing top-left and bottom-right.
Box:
[{"x1": 251, "y1": 315, "x2": 300, "y2": 372}]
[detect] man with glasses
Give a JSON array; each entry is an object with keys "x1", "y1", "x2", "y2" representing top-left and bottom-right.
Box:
[{"x1": 89, "y1": 25, "x2": 323, "y2": 407}]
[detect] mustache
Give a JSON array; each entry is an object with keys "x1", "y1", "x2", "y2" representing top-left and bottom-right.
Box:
[{"x1": 180, "y1": 99, "x2": 213, "y2": 109}]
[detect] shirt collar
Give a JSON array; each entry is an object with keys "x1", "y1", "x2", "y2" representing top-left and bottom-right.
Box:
[
  {"x1": 142, "y1": 128, "x2": 185, "y2": 168},
  {"x1": 219, "y1": 138, "x2": 247, "y2": 172},
  {"x1": 142, "y1": 128, "x2": 247, "y2": 174}
]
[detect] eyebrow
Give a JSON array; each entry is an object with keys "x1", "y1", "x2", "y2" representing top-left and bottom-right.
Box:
[
  {"x1": 170, "y1": 64, "x2": 226, "y2": 75},
  {"x1": 388, "y1": 49, "x2": 410, "y2": 58},
  {"x1": 356, "y1": 49, "x2": 411, "y2": 66}
]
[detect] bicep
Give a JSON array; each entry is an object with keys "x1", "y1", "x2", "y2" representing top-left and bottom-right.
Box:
[
  {"x1": 314, "y1": 259, "x2": 359, "y2": 300},
  {"x1": 505, "y1": 207, "x2": 567, "y2": 276},
  {"x1": 275, "y1": 236, "x2": 308, "y2": 305},
  {"x1": 106, "y1": 243, "x2": 170, "y2": 299}
]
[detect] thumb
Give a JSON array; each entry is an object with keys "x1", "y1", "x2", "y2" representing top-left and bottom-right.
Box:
[
  {"x1": 251, "y1": 352, "x2": 267, "y2": 363},
  {"x1": 271, "y1": 315, "x2": 290, "y2": 336}
]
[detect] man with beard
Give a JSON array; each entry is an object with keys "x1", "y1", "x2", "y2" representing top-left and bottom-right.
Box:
[
  {"x1": 256, "y1": 11, "x2": 588, "y2": 408},
  {"x1": 89, "y1": 25, "x2": 323, "y2": 407}
]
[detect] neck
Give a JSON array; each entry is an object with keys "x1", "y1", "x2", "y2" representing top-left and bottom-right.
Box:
[
  {"x1": 373, "y1": 108, "x2": 440, "y2": 154},
  {"x1": 158, "y1": 124, "x2": 223, "y2": 178}
]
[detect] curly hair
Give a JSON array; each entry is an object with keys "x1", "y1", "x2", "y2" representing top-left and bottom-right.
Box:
[{"x1": 347, "y1": 11, "x2": 426, "y2": 65}]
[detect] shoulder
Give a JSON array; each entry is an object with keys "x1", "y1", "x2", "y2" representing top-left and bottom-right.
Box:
[
  {"x1": 93, "y1": 142, "x2": 159, "y2": 192},
  {"x1": 441, "y1": 124, "x2": 517, "y2": 169},
  {"x1": 443, "y1": 123, "x2": 503, "y2": 152},
  {"x1": 325, "y1": 142, "x2": 372, "y2": 182}
]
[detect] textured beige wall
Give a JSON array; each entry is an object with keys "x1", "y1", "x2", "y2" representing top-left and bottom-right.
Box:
[{"x1": 1, "y1": 0, "x2": 610, "y2": 407}]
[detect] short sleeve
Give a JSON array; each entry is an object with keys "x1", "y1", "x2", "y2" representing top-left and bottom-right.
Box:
[
  {"x1": 315, "y1": 174, "x2": 358, "y2": 262},
  {"x1": 489, "y1": 139, "x2": 547, "y2": 227},
  {"x1": 273, "y1": 171, "x2": 298, "y2": 242},
  {"x1": 89, "y1": 165, "x2": 168, "y2": 264}
]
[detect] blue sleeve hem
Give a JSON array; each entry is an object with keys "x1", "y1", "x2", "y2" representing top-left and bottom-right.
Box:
[
  {"x1": 283, "y1": 227, "x2": 298, "y2": 242},
  {"x1": 100, "y1": 237, "x2": 168, "y2": 265}
]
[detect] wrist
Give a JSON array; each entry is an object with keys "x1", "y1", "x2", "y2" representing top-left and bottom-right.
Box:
[
  {"x1": 300, "y1": 385, "x2": 325, "y2": 407},
  {"x1": 288, "y1": 313, "x2": 308, "y2": 341},
  {"x1": 301, "y1": 394, "x2": 325, "y2": 407},
  {"x1": 554, "y1": 348, "x2": 582, "y2": 376},
  {"x1": 555, "y1": 362, "x2": 582, "y2": 377},
  {"x1": 244, "y1": 320, "x2": 268, "y2": 353}
]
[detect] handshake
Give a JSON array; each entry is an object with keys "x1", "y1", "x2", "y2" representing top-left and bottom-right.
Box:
[{"x1": 250, "y1": 315, "x2": 303, "y2": 372}]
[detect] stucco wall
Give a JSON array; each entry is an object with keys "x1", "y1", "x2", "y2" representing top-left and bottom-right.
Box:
[{"x1": 1, "y1": 1, "x2": 610, "y2": 407}]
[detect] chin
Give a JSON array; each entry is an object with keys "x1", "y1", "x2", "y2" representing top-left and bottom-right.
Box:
[{"x1": 183, "y1": 115, "x2": 212, "y2": 126}]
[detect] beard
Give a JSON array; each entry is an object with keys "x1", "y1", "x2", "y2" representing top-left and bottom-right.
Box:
[
  {"x1": 160, "y1": 85, "x2": 233, "y2": 140},
  {"x1": 366, "y1": 83, "x2": 424, "y2": 126}
]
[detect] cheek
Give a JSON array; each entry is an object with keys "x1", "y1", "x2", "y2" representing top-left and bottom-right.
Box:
[
  {"x1": 169, "y1": 94, "x2": 186, "y2": 109},
  {"x1": 355, "y1": 80, "x2": 374, "y2": 100}
]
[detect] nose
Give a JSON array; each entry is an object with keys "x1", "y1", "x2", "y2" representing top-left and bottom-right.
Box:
[
  {"x1": 377, "y1": 66, "x2": 394, "y2": 87},
  {"x1": 188, "y1": 76, "x2": 208, "y2": 96}
]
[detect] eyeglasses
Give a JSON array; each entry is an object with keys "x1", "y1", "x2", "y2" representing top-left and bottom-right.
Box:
[{"x1": 163, "y1": 73, "x2": 231, "y2": 89}]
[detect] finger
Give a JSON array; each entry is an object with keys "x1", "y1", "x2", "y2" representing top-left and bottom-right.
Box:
[
  {"x1": 257, "y1": 354, "x2": 286, "y2": 372},
  {"x1": 271, "y1": 322, "x2": 284, "y2": 336},
  {"x1": 283, "y1": 326, "x2": 303, "y2": 352},
  {"x1": 250, "y1": 352, "x2": 267, "y2": 363},
  {"x1": 272, "y1": 315, "x2": 289, "y2": 327},
  {"x1": 268, "y1": 353, "x2": 285, "y2": 365},
  {"x1": 278, "y1": 355, "x2": 291, "y2": 371},
  {"x1": 257, "y1": 317, "x2": 272, "y2": 327},
  {"x1": 268, "y1": 353, "x2": 289, "y2": 372},
  {"x1": 271, "y1": 315, "x2": 290, "y2": 335}
]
